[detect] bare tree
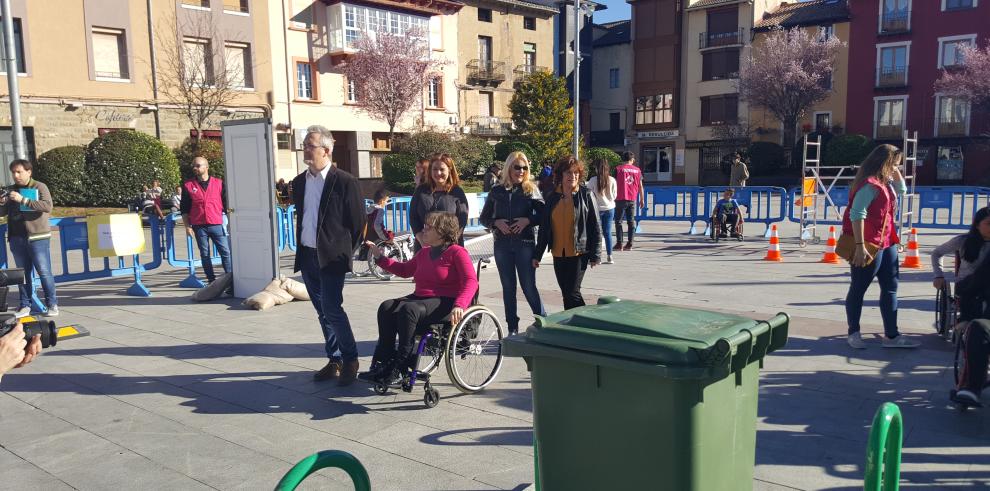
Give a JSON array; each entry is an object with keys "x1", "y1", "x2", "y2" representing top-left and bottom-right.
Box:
[
  {"x1": 339, "y1": 28, "x2": 442, "y2": 143},
  {"x1": 709, "y1": 118, "x2": 755, "y2": 147},
  {"x1": 738, "y1": 27, "x2": 843, "y2": 160},
  {"x1": 155, "y1": 15, "x2": 252, "y2": 146}
]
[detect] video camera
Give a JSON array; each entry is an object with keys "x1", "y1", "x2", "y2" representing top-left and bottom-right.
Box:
[{"x1": 0, "y1": 268, "x2": 59, "y2": 349}]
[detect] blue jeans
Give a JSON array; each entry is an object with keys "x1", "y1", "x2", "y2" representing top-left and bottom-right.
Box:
[
  {"x1": 493, "y1": 239, "x2": 545, "y2": 332},
  {"x1": 193, "y1": 224, "x2": 232, "y2": 282},
  {"x1": 299, "y1": 247, "x2": 358, "y2": 362},
  {"x1": 9, "y1": 236, "x2": 57, "y2": 310},
  {"x1": 845, "y1": 245, "x2": 899, "y2": 338},
  {"x1": 599, "y1": 209, "x2": 615, "y2": 256}
]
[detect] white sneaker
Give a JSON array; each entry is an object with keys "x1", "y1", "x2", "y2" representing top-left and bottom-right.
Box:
[
  {"x1": 45, "y1": 306, "x2": 59, "y2": 317},
  {"x1": 13, "y1": 307, "x2": 30, "y2": 319},
  {"x1": 605, "y1": 255, "x2": 614, "y2": 264},
  {"x1": 847, "y1": 333, "x2": 866, "y2": 349},
  {"x1": 882, "y1": 335, "x2": 920, "y2": 349}
]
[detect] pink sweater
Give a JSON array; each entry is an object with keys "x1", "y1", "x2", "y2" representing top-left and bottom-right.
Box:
[{"x1": 376, "y1": 245, "x2": 478, "y2": 308}]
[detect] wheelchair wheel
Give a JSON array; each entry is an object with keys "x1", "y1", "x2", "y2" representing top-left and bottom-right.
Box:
[
  {"x1": 373, "y1": 382, "x2": 388, "y2": 395},
  {"x1": 445, "y1": 306, "x2": 505, "y2": 393},
  {"x1": 423, "y1": 386, "x2": 440, "y2": 408},
  {"x1": 369, "y1": 241, "x2": 401, "y2": 280},
  {"x1": 709, "y1": 219, "x2": 719, "y2": 242},
  {"x1": 415, "y1": 331, "x2": 443, "y2": 374},
  {"x1": 936, "y1": 285, "x2": 951, "y2": 338}
]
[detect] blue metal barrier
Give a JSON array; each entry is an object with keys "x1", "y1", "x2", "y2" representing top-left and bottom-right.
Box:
[
  {"x1": 163, "y1": 213, "x2": 227, "y2": 288},
  {"x1": 699, "y1": 186, "x2": 788, "y2": 237},
  {"x1": 636, "y1": 186, "x2": 705, "y2": 234},
  {"x1": 787, "y1": 185, "x2": 990, "y2": 231}
]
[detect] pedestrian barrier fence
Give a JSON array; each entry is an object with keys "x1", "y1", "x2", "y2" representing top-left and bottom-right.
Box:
[
  {"x1": 636, "y1": 186, "x2": 705, "y2": 234},
  {"x1": 278, "y1": 193, "x2": 490, "y2": 252},
  {"x1": 788, "y1": 186, "x2": 990, "y2": 232},
  {"x1": 698, "y1": 186, "x2": 788, "y2": 237},
  {"x1": 864, "y1": 402, "x2": 902, "y2": 491},
  {"x1": 636, "y1": 186, "x2": 787, "y2": 237}
]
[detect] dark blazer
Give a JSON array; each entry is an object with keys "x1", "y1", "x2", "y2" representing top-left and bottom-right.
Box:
[
  {"x1": 291, "y1": 166, "x2": 367, "y2": 274},
  {"x1": 535, "y1": 185, "x2": 602, "y2": 264}
]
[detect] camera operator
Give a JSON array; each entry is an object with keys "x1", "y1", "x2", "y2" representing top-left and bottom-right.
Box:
[
  {"x1": 0, "y1": 159, "x2": 58, "y2": 318},
  {"x1": 0, "y1": 323, "x2": 41, "y2": 383}
]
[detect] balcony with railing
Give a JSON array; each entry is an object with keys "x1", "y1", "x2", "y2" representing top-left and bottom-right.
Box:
[
  {"x1": 699, "y1": 29, "x2": 745, "y2": 50},
  {"x1": 512, "y1": 65, "x2": 548, "y2": 86},
  {"x1": 876, "y1": 67, "x2": 908, "y2": 88},
  {"x1": 880, "y1": 10, "x2": 910, "y2": 34},
  {"x1": 875, "y1": 123, "x2": 904, "y2": 140},
  {"x1": 467, "y1": 116, "x2": 512, "y2": 136},
  {"x1": 937, "y1": 118, "x2": 968, "y2": 137},
  {"x1": 467, "y1": 60, "x2": 506, "y2": 86}
]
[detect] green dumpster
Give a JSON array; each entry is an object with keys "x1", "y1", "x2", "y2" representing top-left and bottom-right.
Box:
[{"x1": 503, "y1": 296, "x2": 789, "y2": 491}]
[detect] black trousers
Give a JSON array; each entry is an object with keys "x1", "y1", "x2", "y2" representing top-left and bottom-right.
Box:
[
  {"x1": 375, "y1": 295, "x2": 455, "y2": 366},
  {"x1": 614, "y1": 200, "x2": 636, "y2": 245},
  {"x1": 959, "y1": 319, "x2": 990, "y2": 395},
  {"x1": 553, "y1": 255, "x2": 589, "y2": 310}
]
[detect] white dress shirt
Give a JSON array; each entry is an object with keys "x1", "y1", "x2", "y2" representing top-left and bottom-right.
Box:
[{"x1": 301, "y1": 164, "x2": 331, "y2": 248}]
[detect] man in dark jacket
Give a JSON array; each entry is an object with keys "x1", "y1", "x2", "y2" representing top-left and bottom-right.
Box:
[
  {"x1": 1, "y1": 160, "x2": 58, "y2": 318},
  {"x1": 292, "y1": 125, "x2": 366, "y2": 386}
]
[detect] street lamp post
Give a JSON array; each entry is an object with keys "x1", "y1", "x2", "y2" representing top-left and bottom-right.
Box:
[
  {"x1": 2, "y1": 0, "x2": 26, "y2": 159},
  {"x1": 572, "y1": 0, "x2": 580, "y2": 157}
]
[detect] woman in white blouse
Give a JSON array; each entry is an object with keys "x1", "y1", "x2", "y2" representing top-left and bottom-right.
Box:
[{"x1": 586, "y1": 158, "x2": 617, "y2": 264}]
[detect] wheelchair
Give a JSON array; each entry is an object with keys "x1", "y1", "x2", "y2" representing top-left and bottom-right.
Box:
[
  {"x1": 935, "y1": 252, "x2": 961, "y2": 341},
  {"x1": 708, "y1": 212, "x2": 744, "y2": 243},
  {"x1": 352, "y1": 234, "x2": 415, "y2": 280},
  {"x1": 372, "y1": 236, "x2": 505, "y2": 408},
  {"x1": 950, "y1": 316, "x2": 990, "y2": 410}
]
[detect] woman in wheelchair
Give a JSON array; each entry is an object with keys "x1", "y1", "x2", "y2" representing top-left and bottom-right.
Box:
[
  {"x1": 711, "y1": 189, "x2": 743, "y2": 238},
  {"x1": 932, "y1": 207, "x2": 990, "y2": 406},
  {"x1": 359, "y1": 211, "x2": 478, "y2": 385}
]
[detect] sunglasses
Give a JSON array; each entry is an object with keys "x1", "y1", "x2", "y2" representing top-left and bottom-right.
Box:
[{"x1": 512, "y1": 165, "x2": 527, "y2": 171}]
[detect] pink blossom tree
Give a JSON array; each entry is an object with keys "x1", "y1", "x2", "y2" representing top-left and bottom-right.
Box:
[
  {"x1": 935, "y1": 43, "x2": 990, "y2": 113},
  {"x1": 738, "y1": 27, "x2": 843, "y2": 159},
  {"x1": 340, "y1": 29, "x2": 442, "y2": 143}
]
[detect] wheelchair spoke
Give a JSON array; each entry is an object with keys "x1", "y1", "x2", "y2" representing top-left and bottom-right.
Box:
[{"x1": 446, "y1": 308, "x2": 505, "y2": 393}]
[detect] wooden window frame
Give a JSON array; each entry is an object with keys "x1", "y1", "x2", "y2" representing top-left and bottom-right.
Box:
[{"x1": 293, "y1": 58, "x2": 320, "y2": 103}]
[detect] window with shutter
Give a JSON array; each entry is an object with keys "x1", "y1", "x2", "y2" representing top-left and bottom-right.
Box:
[{"x1": 92, "y1": 27, "x2": 128, "y2": 80}]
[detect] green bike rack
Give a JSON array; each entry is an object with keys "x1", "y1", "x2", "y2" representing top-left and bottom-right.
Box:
[
  {"x1": 275, "y1": 450, "x2": 371, "y2": 491},
  {"x1": 864, "y1": 402, "x2": 903, "y2": 491}
]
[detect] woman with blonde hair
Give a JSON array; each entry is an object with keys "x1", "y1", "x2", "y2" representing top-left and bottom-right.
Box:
[
  {"x1": 480, "y1": 151, "x2": 546, "y2": 334},
  {"x1": 843, "y1": 144, "x2": 918, "y2": 349},
  {"x1": 410, "y1": 153, "x2": 469, "y2": 250},
  {"x1": 533, "y1": 156, "x2": 602, "y2": 310}
]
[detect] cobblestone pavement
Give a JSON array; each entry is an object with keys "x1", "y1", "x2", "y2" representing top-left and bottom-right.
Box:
[{"x1": 0, "y1": 221, "x2": 985, "y2": 490}]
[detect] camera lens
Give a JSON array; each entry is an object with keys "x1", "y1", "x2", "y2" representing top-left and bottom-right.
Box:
[{"x1": 22, "y1": 320, "x2": 57, "y2": 349}]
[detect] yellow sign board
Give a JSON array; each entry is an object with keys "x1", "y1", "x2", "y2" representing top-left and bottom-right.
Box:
[
  {"x1": 87, "y1": 213, "x2": 146, "y2": 257},
  {"x1": 795, "y1": 177, "x2": 816, "y2": 207}
]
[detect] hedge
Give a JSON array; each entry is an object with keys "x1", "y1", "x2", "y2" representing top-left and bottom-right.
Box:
[
  {"x1": 494, "y1": 140, "x2": 537, "y2": 164},
  {"x1": 382, "y1": 153, "x2": 418, "y2": 186},
  {"x1": 84, "y1": 130, "x2": 181, "y2": 207},
  {"x1": 584, "y1": 147, "x2": 622, "y2": 177},
  {"x1": 175, "y1": 137, "x2": 226, "y2": 181},
  {"x1": 824, "y1": 134, "x2": 875, "y2": 167},
  {"x1": 34, "y1": 145, "x2": 88, "y2": 206},
  {"x1": 746, "y1": 142, "x2": 787, "y2": 175}
]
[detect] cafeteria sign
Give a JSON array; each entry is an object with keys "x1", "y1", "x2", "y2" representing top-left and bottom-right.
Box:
[{"x1": 637, "y1": 130, "x2": 679, "y2": 139}]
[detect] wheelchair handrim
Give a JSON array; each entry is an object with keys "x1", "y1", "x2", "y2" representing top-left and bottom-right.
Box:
[{"x1": 446, "y1": 307, "x2": 504, "y2": 393}]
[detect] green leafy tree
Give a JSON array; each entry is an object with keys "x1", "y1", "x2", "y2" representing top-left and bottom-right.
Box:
[
  {"x1": 583, "y1": 147, "x2": 621, "y2": 176},
  {"x1": 823, "y1": 134, "x2": 874, "y2": 167},
  {"x1": 455, "y1": 137, "x2": 495, "y2": 178},
  {"x1": 34, "y1": 145, "x2": 88, "y2": 206},
  {"x1": 174, "y1": 137, "x2": 226, "y2": 181},
  {"x1": 494, "y1": 140, "x2": 537, "y2": 164},
  {"x1": 509, "y1": 71, "x2": 574, "y2": 165},
  {"x1": 84, "y1": 131, "x2": 181, "y2": 207}
]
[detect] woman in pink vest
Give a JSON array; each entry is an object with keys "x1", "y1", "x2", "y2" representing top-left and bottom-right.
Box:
[{"x1": 843, "y1": 144, "x2": 918, "y2": 349}]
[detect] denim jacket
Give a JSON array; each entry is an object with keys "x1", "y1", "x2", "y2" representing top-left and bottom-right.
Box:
[{"x1": 480, "y1": 184, "x2": 544, "y2": 243}]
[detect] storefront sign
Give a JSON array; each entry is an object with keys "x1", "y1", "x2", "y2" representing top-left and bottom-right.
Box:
[
  {"x1": 637, "y1": 130, "x2": 679, "y2": 139},
  {"x1": 95, "y1": 109, "x2": 136, "y2": 124}
]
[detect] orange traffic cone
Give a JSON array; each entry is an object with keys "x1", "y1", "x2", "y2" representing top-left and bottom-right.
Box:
[
  {"x1": 820, "y1": 226, "x2": 840, "y2": 264},
  {"x1": 901, "y1": 228, "x2": 922, "y2": 268},
  {"x1": 764, "y1": 224, "x2": 783, "y2": 262}
]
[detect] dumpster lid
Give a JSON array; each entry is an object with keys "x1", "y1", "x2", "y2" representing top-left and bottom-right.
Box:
[{"x1": 525, "y1": 297, "x2": 788, "y2": 368}]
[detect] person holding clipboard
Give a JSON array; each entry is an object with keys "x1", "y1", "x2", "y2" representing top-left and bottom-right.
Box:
[{"x1": 0, "y1": 159, "x2": 58, "y2": 318}]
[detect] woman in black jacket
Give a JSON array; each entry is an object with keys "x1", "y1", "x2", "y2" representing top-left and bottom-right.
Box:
[
  {"x1": 409, "y1": 153, "x2": 469, "y2": 250},
  {"x1": 533, "y1": 156, "x2": 602, "y2": 310},
  {"x1": 480, "y1": 151, "x2": 546, "y2": 334}
]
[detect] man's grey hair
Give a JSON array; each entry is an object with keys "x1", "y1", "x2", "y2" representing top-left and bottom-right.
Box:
[{"x1": 307, "y1": 125, "x2": 335, "y2": 149}]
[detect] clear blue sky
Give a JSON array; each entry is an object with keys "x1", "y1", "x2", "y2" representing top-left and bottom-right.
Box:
[{"x1": 593, "y1": 0, "x2": 631, "y2": 24}]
